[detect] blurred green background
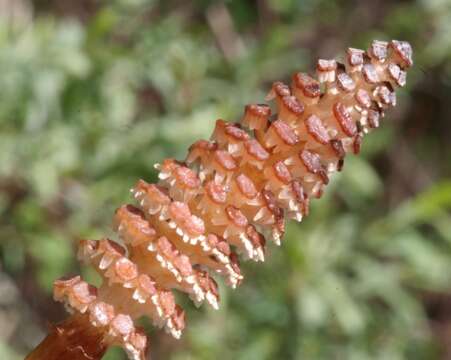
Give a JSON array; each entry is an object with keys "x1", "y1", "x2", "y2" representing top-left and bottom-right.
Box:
[{"x1": 1, "y1": 0, "x2": 451, "y2": 359}]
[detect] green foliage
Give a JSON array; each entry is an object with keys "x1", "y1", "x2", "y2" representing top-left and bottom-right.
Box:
[{"x1": 1, "y1": 1, "x2": 451, "y2": 359}]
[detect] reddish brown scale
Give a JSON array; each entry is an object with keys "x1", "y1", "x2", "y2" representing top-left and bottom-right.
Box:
[
  {"x1": 99, "y1": 239, "x2": 127, "y2": 258},
  {"x1": 242, "y1": 104, "x2": 271, "y2": 131},
  {"x1": 114, "y1": 258, "x2": 139, "y2": 282},
  {"x1": 114, "y1": 205, "x2": 157, "y2": 247},
  {"x1": 375, "y1": 85, "x2": 396, "y2": 107},
  {"x1": 187, "y1": 140, "x2": 217, "y2": 164},
  {"x1": 214, "y1": 150, "x2": 237, "y2": 170},
  {"x1": 305, "y1": 114, "x2": 330, "y2": 145},
  {"x1": 337, "y1": 72, "x2": 356, "y2": 92},
  {"x1": 132, "y1": 180, "x2": 171, "y2": 215},
  {"x1": 225, "y1": 124, "x2": 250, "y2": 141},
  {"x1": 225, "y1": 205, "x2": 248, "y2": 228},
  {"x1": 189, "y1": 139, "x2": 216, "y2": 152},
  {"x1": 76, "y1": 239, "x2": 97, "y2": 260},
  {"x1": 137, "y1": 274, "x2": 157, "y2": 296},
  {"x1": 387, "y1": 63, "x2": 407, "y2": 87},
  {"x1": 367, "y1": 109, "x2": 380, "y2": 128},
  {"x1": 244, "y1": 139, "x2": 270, "y2": 161},
  {"x1": 317, "y1": 59, "x2": 337, "y2": 83},
  {"x1": 170, "y1": 306, "x2": 186, "y2": 331},
  {"x1": 299, "y1": 150, "x2": 329, "y2": 184},
  {"x1": 333, "y1": 102, "x2": 357, "y2": 136},
  {"x1": 173, "y1": 255, "x2": 193, "y2": 277},
  {"x1": 205, "y1": 233, "x2": 219, "y2": 248},
  {"x1": 111, "y1": 314, "x2": 134, "y2": 337},
  {"x1": 89, "y1": 301, "x2": 115, "y2": 327},
  {"x1": 207, "y1": 234, "x2": 231, "y2": 256},
  {"x1": 262, "y1": 189, "x2": 283, "y2": 219},
  {"x1": 330, "y1": 139, "x2": 346, "y2": 159},
  {"x1": 129, "y1": 330, "x2": 148, "y2": 356},
  {"x1": 211, "y1": 120, "x2": 227, "y2": 143},
  {"x1": 369, "y1": 40, "x2": 388, "y2": 61},
  {"x1": 271, "y1": 120, "x2": 299, "y2": 145},
  {"x1": 355, "y1": 89, "x2": 372, "y2": 109},
  {"x1": 347, "y1": 48, "x2": 365, "y2": 67},
  {"x1": 362, "y1": 64, "x2": 380, "y2": 84},
  {"x1": 159, "y1": 291, "x2": 176, "y2": 316},
  {"x1": 169, "y1": 202, "x2": 191, "y2": 223},
  {"x1": 168, "y1": 201, "x2": 205, "y2": 237},
  {"x1": 116, "y1": 204, "x2": 146, "y2": 223},
  {"x1": 246, "y1": 104, "x2": 271, "y2": 117},
  {"x1": 275, "y1": 214, "x2": 285, "y2": 238},
  {"x1": 273, "y1": 160, "x2": 292, "y2": 184},
  {"x1": 174, "y1": 166, "x2": 200, "y2": 189},
  {"x1": 62, "y1": 285, "x2": 97, "y2": 315},
  {"x1": 217, "y1": 241, "x2": 232, "y2": 258},
  {"x1": 317, "y1": 59, "x2": 337, "y2": 71},
  {"x1": 246, "y1": 224, "x2": 266, "y2": 249},
  {"x1": 135, "y1": 180, "x2": 170, "y2": 203},
  {"x1": 235, "y1": 174, "x2": 258, "y2": 199},
  {"x1": 330, "y1": 139, "x2": 346, "y2": 171},
  {"x1": 54, "y1": 276, "x2": 98, "y2": 309},
  {"x1": 229, "y1": 253, "x2": 241, "y2": 275},
  {"x1": 390, "y1": 40, "x2": 413, "y2": 68},
  {"x1": 158, "y1": 159, "x2": 190, "y2": 184},
  {"x1": 205, "y1": 180, "x2": 227, "y2": 204},
  {"x1": 183, "y1": 215, "x2": 206, "y2": 237},
  {"x1": 210, "y1": 122, "x2": 250, "y2": 159},
  {"x1": 53, "y1": 276, "x2": 82, "y2": 295},
  {"x1": 279, "y1": 96, "x2": 305, "y2": 123},
  {"x1": 353, "y1": 134, "x2": 363, "y2": 155},
  {"x1": 291, "y1": 181, "x2": 310, "y2": 216},
  {"x1": 157, "y1": 236, "x2": 177, "y2": 259},
  {"x1": 198, "y1": 272, "x2": 219, "y2": 298},
  {"x1": 282, "y1": 96, "x2": 304, "y2": 116},
  {"x1": 292, "y1": 72, "x2": 321, "y2": 98},
  {"x1": 270, "y1": 81, "x2": 291, "y2": 98}
]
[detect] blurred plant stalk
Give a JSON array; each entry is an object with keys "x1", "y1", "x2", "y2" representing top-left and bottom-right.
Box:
[{"x1": 25, "y1": 314, "x2": 107, "y2": 360}]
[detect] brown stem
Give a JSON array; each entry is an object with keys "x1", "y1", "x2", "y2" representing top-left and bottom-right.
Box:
[{"x1": 26, "y1": 314, "x2": 109, "y2": 360}]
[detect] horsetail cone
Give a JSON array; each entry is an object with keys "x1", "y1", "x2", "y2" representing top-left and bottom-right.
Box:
[{"x1": 27, "y1": 39, "x2": 413, "y2": 360}]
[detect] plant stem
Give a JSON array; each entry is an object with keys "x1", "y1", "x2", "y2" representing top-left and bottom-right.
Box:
[{"x1": 26, "y1": 313, "x2": 108, "y2": 360}]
